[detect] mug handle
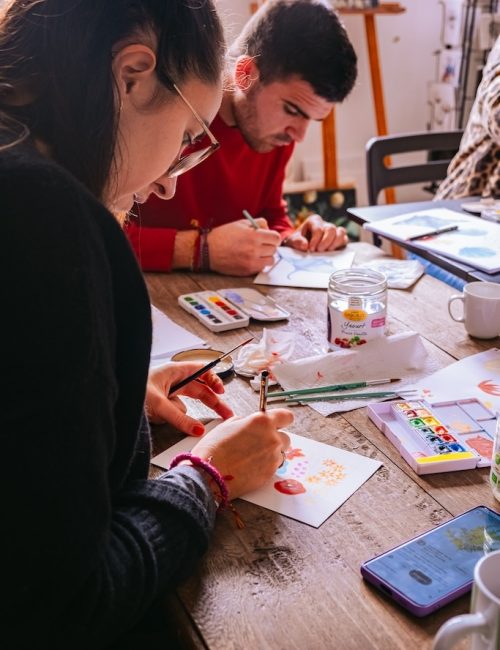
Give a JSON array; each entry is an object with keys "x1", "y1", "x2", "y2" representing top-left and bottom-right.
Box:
[
  {"x1": 432, "y1": 612, "x2": 489, "y2": 650},
  {"x1": 448, "y1": 294, "x2": 465, "y2": 323}
]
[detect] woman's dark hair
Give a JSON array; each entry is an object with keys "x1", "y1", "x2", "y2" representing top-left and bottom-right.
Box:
[
  {"x1": 229, "y1": 0, "x2": 357, "y2": 103},
  {"x1": 0, "y1": 0, "x2": 225, "y2": 199}
]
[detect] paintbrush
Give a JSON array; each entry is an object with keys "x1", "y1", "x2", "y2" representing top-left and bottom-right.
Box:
[
  {"x1": 279, "y1": 389, "x2": 418, "y2": 405},
  {"x1": 259, "y1": 370, "x2": 269, "y2": 412},
  {"x1": 267, "y1": 378, "x2": 401, "y2": 400},
  {"x1": 169, "y1": 337, "x2": 253, "y2": 394}
]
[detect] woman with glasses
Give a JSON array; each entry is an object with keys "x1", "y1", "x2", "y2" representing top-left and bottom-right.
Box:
[{"x1": 0, "y1": 1, "x2": 292, "y2": 647}]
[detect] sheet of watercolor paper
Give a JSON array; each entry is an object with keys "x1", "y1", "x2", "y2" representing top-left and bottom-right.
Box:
[
  {"x1": 272, "y1": 332, "x2": 441, "y2": 415},
  {"x1": 364, "y1": 208, "x2": 467, "y2": 241},
  {"x1": 408, "y1": 348, "x2": 500, "y2": 413},
  {"x1": 151, "y1": 424, "x2": 382, "y2": 528},
  {"x1": 365, "y1": 208, "x2": 500, "y2": 273},
  {"x1": 150, "y1": 305, "x2": 206, "y2": 366},
  {"x1": 254, "y1": 246, "x2": 355, "y2": 289}
]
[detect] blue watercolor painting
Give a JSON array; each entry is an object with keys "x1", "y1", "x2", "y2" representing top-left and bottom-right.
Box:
[{"x1": 367, "y1": 208, "x2": 500, "y2": 273}]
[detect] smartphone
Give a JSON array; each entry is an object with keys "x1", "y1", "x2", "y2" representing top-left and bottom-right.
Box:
[{"x1": 360, "y1": 505, "x2": 500, "y2": 616}]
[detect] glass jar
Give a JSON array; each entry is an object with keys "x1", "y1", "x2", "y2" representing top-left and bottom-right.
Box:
[{"x1": 327, "y1": 268, "x2": 387, "y2": 349}]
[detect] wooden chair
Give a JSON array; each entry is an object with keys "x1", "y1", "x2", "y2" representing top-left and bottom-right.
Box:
[{"x1": 365, "y1": 130, "x2": 463, "y2": 255}]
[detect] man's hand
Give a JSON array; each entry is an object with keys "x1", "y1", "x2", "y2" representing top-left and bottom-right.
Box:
[
  {"x1": 284, "y1": 214, "x2": 348, "y2": 252},
  {"x1": 208, "y1": 218, "x2": 280, "y2": 276},
  {"x1": 146, "y1": 362, "x2": 233, "y2": 436}
]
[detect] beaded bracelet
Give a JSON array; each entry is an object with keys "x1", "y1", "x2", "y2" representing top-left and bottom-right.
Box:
[
  {"x1": 169, "y1": 452, "x2": 228, "y2": 511},
  {"x1": 189, "y1": 227, "x2": 211, "y2": 272}
]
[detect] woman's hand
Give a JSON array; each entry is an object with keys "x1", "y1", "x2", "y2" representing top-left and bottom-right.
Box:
[
  {"x1": 191, "y1": 409, "x2": 293, "y2": 499},
  {"x1": 146, "y1": 362, "x2": 233, "y2": 435}
]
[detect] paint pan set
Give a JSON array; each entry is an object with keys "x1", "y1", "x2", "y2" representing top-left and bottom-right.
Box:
[
  {"x1": 178, "y1": 291, "x2": 250, "y2": 332},
  {"x1": 178, "y1": 288, "x2": 289, "y2": 332},
  {"x1": 367, "y1": 398, "x2": 497, "y2": 475}
]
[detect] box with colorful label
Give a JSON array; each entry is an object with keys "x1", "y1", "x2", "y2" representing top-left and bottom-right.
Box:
[{"x1": 367, "y1": 398, "x2": 497, "y2": 475}]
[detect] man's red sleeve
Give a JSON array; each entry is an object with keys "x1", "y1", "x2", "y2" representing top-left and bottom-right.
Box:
[{"x1": 124, "y1": 220, "x2": 177, "y2": 272}]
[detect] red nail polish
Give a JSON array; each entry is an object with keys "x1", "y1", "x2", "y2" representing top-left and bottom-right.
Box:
[{"x1": 192, "y1": 425, "x2": 204, "y2": 436}]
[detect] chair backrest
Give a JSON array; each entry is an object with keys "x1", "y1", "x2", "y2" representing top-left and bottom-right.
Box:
[{"x1": 366, "y1": 130, "x2": 464, "y2": 205}]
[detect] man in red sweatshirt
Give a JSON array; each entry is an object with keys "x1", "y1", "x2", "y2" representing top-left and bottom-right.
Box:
[{"x1": 126, "y1": 0, "x2": 358, "y2": 276}]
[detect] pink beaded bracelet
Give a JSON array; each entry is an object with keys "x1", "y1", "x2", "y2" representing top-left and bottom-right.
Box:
[{"x1": 169, "y1": 452, "x2": 229, "y2": 511}]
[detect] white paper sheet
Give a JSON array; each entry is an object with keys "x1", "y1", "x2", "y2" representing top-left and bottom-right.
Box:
[
  {"x1": 407, "y1": 348, "x2": 500, "y2": 412},
  {"x1": 152, "y1": 423, "x2": 382, "y2": 528},
  {"x1": 254, "y1": 246, "x2": 355, "y2": 289},
  {"x1": 272, "y1": 332, "x2": 439, "y2": 415},
  {"x1": 364, "y1": 208, "x2": 500, "y2": 274},
  {"x1": 150, "y1": 305, "x2": 207, "y2": 365}
]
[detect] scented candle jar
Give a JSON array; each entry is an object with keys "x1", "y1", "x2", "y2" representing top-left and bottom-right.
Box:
[{"x1": 327, "y1": 268, "x2": 387, "y2": 349}]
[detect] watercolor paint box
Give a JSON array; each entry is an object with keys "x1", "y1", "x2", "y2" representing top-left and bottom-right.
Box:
[
  {"x1": 178, "y1": 291, "x2": 250, "y2": 332},
  {"x1": 367, "y1": 398, "x2": 497, "y2": 475},
  {"x1": 219, "y1": 288, "x2": 290, "y2": 321}
]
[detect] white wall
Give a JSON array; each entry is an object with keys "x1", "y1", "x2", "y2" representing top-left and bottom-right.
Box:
[{"x1": 215, "y1": 0, "x2": 443, "y2": 205}]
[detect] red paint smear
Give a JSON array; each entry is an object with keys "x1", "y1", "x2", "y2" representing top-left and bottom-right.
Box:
[
  {"x1": 478, "y1": 379, "x2": 500, "y2": 396},
  {"x1": 274, "y1": 479, "x2": 306, "y2": 495},
  {"x1": 466, "y1": 435, "x2": 493, "y2": 457},
  {"x1": 286, "y1": 448, "x2": 305, "y2": 460}
]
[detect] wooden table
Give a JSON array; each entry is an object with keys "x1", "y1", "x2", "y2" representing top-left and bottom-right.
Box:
[
  {"x1": 146, "y1": 242, "x2": 500, "y2": 650},
  {"x1": 348, "y1": 199, "x2": 500, "y2": 284}
]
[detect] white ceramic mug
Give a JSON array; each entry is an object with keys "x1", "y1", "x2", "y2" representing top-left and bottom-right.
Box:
[
  {"x1": 433, "y1": 550, "x2": 500, "y2": 650},
  {"x1": 448, "y1": 282, "x2": 500, "y2": 339}
]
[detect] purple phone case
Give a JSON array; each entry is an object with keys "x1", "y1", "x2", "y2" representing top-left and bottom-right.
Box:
[{"x1": 360, "y1": 505, "x2": 498, "y2": 617}]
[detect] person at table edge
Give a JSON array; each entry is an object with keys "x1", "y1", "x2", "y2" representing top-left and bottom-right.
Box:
[
  {"x1": 434, "y1": 35, "x2": 499, "y2": 201},
  {"x1": 125, "y1": 0, "x2": 358, "y2": 276}
]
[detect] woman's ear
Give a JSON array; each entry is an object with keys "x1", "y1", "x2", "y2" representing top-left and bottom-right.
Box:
[
  {"x1": 112, "y1": 44, "x2": 158, "y2": 102},
  {"x1": 234, "y1": 56, "x2": 259, "y2": 92}
]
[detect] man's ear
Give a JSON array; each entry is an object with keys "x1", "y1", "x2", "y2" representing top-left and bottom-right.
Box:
[
  {"x1": 234, "y1": 56, "x2": 259, "y2": 92},
  {"x1": 112, "y1": 44, "x2": 157, "y2": 102}
]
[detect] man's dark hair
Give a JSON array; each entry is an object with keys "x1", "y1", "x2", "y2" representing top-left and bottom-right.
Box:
[
  {"x1": 0, "y1": 0, "x2": 225, "y2": 200},
  {"x1": 230, "y1": 0, "x2": 357, "y2": 103}
]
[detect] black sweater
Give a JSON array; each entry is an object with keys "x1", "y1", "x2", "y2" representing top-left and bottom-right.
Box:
[{"x1": 1, "y1": 141, "x2": 216, "y2": 648}]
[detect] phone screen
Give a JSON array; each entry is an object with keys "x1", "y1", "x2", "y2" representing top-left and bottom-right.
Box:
[{"x1": 362, "y1": 506, "x2": 500, "y2": 610}]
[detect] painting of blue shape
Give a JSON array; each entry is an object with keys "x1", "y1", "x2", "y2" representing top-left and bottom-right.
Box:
[
  {"x1": 455, "y1": 228, "x2": 489, "y2": 237},
  {"x1": 459, "y1": 247, "x2": 497, "y2": 258},
  {"x1": 254, "y1": 247, "x2": 355, "y2": 288},
  {"x1": 285, "y1": 256, "x2": 343, "y2": 281},
  {"x1": 396, "y1": 213, "x2": 455, "y2": 229}
]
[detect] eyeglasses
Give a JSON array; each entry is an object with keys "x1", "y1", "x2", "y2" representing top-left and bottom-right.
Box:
[{"x1": 166, "y1": 83, "x2": 220, "y2": 178}]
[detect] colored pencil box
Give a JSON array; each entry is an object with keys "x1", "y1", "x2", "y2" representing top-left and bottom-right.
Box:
[{"x1": 367, "y1": 397, "x2": 497, "y2": 475}]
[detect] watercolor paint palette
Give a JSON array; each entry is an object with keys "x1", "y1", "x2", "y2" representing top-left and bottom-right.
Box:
[
  {"x1": 367, "y1": 398, "x2": 497, "y2": 475},
  {"x1": 219, "y1": 287, "x2": 290, "y2": 321},
  {"x1": 178, "y1": 291, "x2": 250, "y2": 332}
]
